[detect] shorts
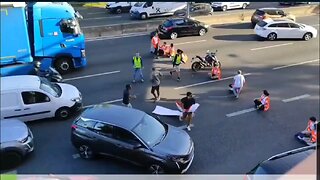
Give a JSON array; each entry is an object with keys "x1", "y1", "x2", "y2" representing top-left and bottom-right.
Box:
[
  {"x1": 173, "y1": 65, "x2": 180, "y2": 72},
  {"x1": 151, "y1": 85, "x2": 160, "y2": 94}
]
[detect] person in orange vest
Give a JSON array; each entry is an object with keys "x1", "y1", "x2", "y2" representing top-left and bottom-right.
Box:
[
  {"x1": 297, "y1": 123, "x2": 317, "y2": 145},
  {"x1": 169, "y1": 43, "x2": 176, "y2": 58},
  {"x1": 209, "y1": 61, "x2": 221, "y2": 80},
  {"x1": 301, "y1": 117, "x2": 317, "y2": 135},
  {"x1": 159, "y1": 42, "x2": 171, "y2": 57},
  {"x1": 254, "y1": 90, "x2": 270, "y2": 111},
  {"x1": 151, "y1": 32, "x2": 160, "y2": 59}
]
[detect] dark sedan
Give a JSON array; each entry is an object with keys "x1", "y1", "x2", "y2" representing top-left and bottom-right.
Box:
[
  {"x1": 174, "y1": 3, "x2": 213, "y2": 17},
  {"x1": 71, "y1": 104, "x2": 194, "y2": 174},
  {"x1": 155, "y1": 18, "x2": 209, "y2": 39}
]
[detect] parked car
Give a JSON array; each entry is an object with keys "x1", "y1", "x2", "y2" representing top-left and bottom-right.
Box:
[
  {"x1": 254, "y1": 19, "x2": 318, "y2": 41},
  {"x1": 71, "y1": 104, "x2": 194, "y2": 174},
  {"x1": 0, "y1": 75, "x2": 82, "y2": 121},
  {"x1": 245, "y1": 145, "x2": 316, "y2": 179},
  {"x1": 106, "y1": 2, "x2": 136, "y2": 14},
  {"x1": 130, "y1": 2, "x2": 187, "y2": 19},
  {"x1": 174, "y1": 3, "x2": 213, "y2": 17},
  {"x1": 0, "y1": 119, "x2": 34, "y2": 169},
  {"x1": 211, "y1": 2, "x2": 250, "y2": 11},
  {"x1": 251, "y1": 8, "x2": 296, "y2": 26},
  {"x1": 154, "y1": 18, "x2": 209, "y2": 39},
  {"x1": 279, "y1": 2, "x2": 310, "y2": 6}
]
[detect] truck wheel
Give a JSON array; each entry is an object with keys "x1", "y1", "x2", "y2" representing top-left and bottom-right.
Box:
[
  {"x1": 55, "y1": 57, "x2": 73, "y2": 74},
  {"x1": 55, "y1": 107, "x2": 71, "y2": 120},
  {"x1": 140, "y1": 13, "x2": 148, "y2": 20}
]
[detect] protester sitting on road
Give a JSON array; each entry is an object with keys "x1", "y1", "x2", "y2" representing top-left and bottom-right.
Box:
[
  {"x1": 209, "y1": 61, "x2": 221, "y2": 80},
  {"x1": 229, "y1": 70, "x2": 245, "y2": 98},
  {"x1": 254, "y1": 90, "x2": 270, "y2": 111},
  {"x1": 122, "y1": 84, "x2": 136, "y2": 108},
  {"x1": 301, "y1": 117, "x2": 318, "y2": 135},
  {"x1": 159, "y1": 42, "x2": 170, "y2": 57},
  {"x1": 296, "y1": 122, "x2": 317, "y2": 146},
  {"x1": 179, "y1": 92, "x2": 196, "y2": 131}
]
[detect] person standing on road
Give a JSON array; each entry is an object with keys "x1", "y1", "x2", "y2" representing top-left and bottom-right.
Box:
[
  {"x1": 122, "y1": 84, "x2": 136, "y2": 108},
  {"x1": 229, "y1": 70, "x2": 245, "y2": 98},
  {"x1": 150, "y1": 67, "x2": 163, "y2": 102},
  {"x1": 132, "y1": 52, "x2": 144, "y2": 83},
  {"x1": 254, "y1": 90, "x2": 270, "y2": 111},
  {"x1": 179, "y1": 92, "x2": 196, "y2": 131},
  {"x1": 151, "y1": 32, "x2": 160, "y2": 59},
  {"x1": 170, "y1": 49, "x2": 184, "y2": 82}
]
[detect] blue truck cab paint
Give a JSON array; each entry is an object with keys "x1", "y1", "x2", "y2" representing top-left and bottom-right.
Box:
[{"x1": 0, "y1": 2, "x2": 86, "y2": 76}]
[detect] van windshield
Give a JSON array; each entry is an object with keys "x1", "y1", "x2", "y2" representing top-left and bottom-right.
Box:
[
  {"x1": 134, "y1": 2, "x2": 144, "y2": 7},
  {"x1": 40, "y1": 77, "x2": 62, "y2": 97}
]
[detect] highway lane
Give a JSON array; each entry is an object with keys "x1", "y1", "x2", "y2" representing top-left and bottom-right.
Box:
[
  {"x1": 13, "y1": 15, "x2": 319, "y2": 174},
  {"x1": 76, "y1": 2, "x2": 309, "y2": 27}
]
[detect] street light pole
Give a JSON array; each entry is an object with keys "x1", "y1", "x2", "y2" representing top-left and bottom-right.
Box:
[{"x1": 186, "y1": 2, "x2": 190, "y2": 18}]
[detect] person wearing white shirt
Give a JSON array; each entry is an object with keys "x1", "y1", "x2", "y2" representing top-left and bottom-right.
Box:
[{"x1": 229, "y1": 70, "x2": 245, "y2": 98}]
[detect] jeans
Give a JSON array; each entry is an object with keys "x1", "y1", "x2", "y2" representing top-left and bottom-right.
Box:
[{"x1": 133, "y1": 68, "x2": 144, "y2": 81}]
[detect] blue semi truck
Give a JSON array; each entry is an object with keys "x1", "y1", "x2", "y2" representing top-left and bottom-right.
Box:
[{"x1": 0, "y1": 2, "x2": 86, "y2": 75}]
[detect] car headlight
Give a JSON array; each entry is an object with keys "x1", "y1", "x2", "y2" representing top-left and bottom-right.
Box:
[
  {"x1": 204, "y1": 24, "x2": 209, "y2": 28},
  {"x1": 71, "y1": 97, "x2": 81, "y2": 102},
  {"x1": 171, "y1": 157, "x2": 185, "y2": 163}
]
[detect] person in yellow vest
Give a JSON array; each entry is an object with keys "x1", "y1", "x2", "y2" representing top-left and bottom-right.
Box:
[
  {"x1": 169, "y1": 49, "x2": 184, "y2": 81},
  {"x1": 132, "y1": 52, "x2": 144, "y2": 83}
]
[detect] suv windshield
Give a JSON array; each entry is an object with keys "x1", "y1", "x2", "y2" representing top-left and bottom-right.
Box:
[
  {"x1": 133, "y1": 114, "x2": 166, "y2": 147},
  {"x1": 39, "y1": 77, "x2": 62, "y2": 97}
]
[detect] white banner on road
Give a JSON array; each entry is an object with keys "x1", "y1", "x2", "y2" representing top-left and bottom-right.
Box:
[{"x1": 152, "y1": 103, "x2": 200, "y2": 116}]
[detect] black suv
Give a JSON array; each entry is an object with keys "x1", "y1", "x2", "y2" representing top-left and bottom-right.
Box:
[
  {"x1": 71, "y1": 104, "x2": 194, "y2": 174},
  {"x1": 156, "y1": 18, "x2": 208, "y2": 39}
]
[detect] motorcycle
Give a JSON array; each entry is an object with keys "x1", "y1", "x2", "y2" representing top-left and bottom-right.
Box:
[
  {"x1": 191, "y1": 50, "x2": 221, "y2": 72},
  {"x1": 36, "y1": 67, "x2": 63, "y2": 82}
]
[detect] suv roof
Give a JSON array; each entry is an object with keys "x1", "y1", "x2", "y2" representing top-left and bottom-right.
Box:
[{"x1": 80, "y1": 104, "x2": 146, "y2": 130}]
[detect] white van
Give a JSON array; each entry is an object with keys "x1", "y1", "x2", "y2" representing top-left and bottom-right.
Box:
[
  {"x1": 1, "y1": 75, "x2": 82, "y2": 122},
  {"x1": 211, "y1": 2, "x2": 250, "y2": 11},
  {"x1": 130, "y1": 2, "x2": 187, "y2": 19},
  {"x1": 106, "y1": 2, "x2": 137, "y2": 14}
]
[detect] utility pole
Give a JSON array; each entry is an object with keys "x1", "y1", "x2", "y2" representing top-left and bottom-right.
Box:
[{"x1": 186, "y1": 2, "x2": 190, "y2": 18}]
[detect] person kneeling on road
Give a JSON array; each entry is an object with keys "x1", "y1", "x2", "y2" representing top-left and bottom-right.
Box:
[
  {"x1": 254, "y1": 90, "x2": 270, "y2": 111},
  {"x1": 209, "y1": 61, "x2": 221, "y2": 80},
  {"x1": 179, "y1": 92, "x2": 196, "y2": 131}
]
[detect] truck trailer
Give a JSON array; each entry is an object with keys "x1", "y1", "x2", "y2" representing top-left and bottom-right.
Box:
[{"x1": 0, "y1": 2, "x2": 86, "y2": 75}]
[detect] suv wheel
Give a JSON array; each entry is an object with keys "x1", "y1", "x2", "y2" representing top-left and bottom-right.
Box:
[
  {"x1": 303, "y1": 32, "x2": 312, "y2": 41},
  {"x1": 55, "y1": 107, "x2": 70, "y2": 120},
  {"x1": 199, "y1": 28, "x2": 206, "y2": 36},
  {"x1": 0, "y1": 151, "x2": 23, "y2": 169},
  {"x1": 170, "y1": 32, "x2": 178, "y2": 39},
  {"x1": 149, "y1": 163, "x2": 165, "y2": 174},
  {"x1": 79, "y1": 145, "x2": 95, "y2": 159},
  {"x1": 267, "y1": 33, "x2": 277, "y2": 41}
]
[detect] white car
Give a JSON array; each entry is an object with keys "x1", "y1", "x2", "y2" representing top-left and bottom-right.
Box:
[
  {"x1": 254, "y1": 19, "x2": 318, "y2": 41},
  {"x1": 211, "y1": 2, "x2": 250, "y2": 11},
  {"x1": 106, "y1": 2, "x2": 137, "y2": 14}
]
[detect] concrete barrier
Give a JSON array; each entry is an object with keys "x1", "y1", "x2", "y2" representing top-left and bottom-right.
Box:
[{"x1": 82, "y1": 5, "x2": 319, "y2": 39}]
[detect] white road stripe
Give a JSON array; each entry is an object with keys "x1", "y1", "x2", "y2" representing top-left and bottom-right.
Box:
[
  {"x1": 83, "y1": 98, "x2": 123, "y2": 108},
  {"x1": 272, "y1": 59, "x2": 319, "y2": 70},
  {"x1": 86, "y1": 32, "x2": 149, "y2": 42},
  {"x1": 250, "y1": 43, "x2": 293, "y2": 51},
  {"x1": 175, "y1": 40, "x2": 207, "y2": 46},
  {"x1": 282, "y1": 94, "x2": 311, "y2": 103},
  {"x1": 82, "y1": 16, "x2": 122, "y2": 20},
  {"x1": 63, "y1": 70, "x2": 120, "y2": 81},
  {"x1": 174, "y1": 73, "x2": 251, "y2": 90},
  {"x1": 226, "y1": 108, "x2": 256, "y2": 117}
]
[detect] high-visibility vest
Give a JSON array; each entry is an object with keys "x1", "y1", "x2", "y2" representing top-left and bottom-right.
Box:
[
  {"x1": 133, "y1": 56, "x2": 142, "y2": 68},
  {"x1": 260, "y1": 95, "x2": 270, "y2": 111},
  {"x1": 212, "y1": 67, "x2": 221, "y2": 79},
  {"x1": 169, "y1": 47, "x2": 176, "y2": 56},
  {"x1": 307, "y1": 120, "x2": 314, "y2": 132},
  {"x1": 173, "y1": 54, "x2": 182, "y2": 65},
  {"x1": 311, "y1": 129, "x2": 317, "y2": 143},
  {"x1": 152, "y1": 36, "x2": 160, "y2": 48},
  {"x1": 182, "y1": 53, "x2": 188, "y2": 63}
]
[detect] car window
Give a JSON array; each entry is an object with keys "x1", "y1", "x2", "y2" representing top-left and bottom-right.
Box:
[
  {"x1": 144, "y1": 2, "x2": 153, "y2": 8},
  {"x1": 113, "y1": 127, "x2": 140, "y2": 144},
  {"x1": 288, "y1": 23, "x2": 300, "y2": 28},
  {"x1": 277, "y1": 23, "x2": 289, "y2": 28},
  {"x1": 163, "y1": 20, "x2": 173, "y2": 27},
  {"x1": 21, "y1": 91, "x2": 50, "y2": 105},
  {"x1": 277, "y1": 10, "x2": 285, "y2": 16},
  {"x1": 266, "y1": 10, "x2": 278, "y2": 15},
  {"x1": 268, "y1": 24, "x2": 277, "y2": 28},
  {"x1": 257, "y1": 21, "x2": 268, "y2": 27},
  {"x1": 93, "y1": 122, "x2": 113, "y2": 137},
  {"x1": 175, "y1": 19, "x2": 186, "y2": 26},
  {"x1": 75, "y1": 117, "x2": 96, "y2": 129}
]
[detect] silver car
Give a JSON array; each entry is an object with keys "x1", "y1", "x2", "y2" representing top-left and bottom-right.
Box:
[{"x1": 0, "y1": 119, "x2": 34, "y2": 169}]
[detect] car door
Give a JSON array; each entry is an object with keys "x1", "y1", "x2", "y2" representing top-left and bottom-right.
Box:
[
  {"x1": 1, "y1": 92, "x2": 24, "y2": 120},
  {"x1": 288, "y1": 22, "x2": 302, "y2": 38},
  {"x1": 276, "y1": 23, "x2": 290, "y2": 38},
  {"x1": 186, "y1": 20, "x2": 199, "y2": 35},
  {"x1": 112, "y1": 126, "x2": 148, "y2": 165},
  {"x1": 174, "y1": 19, "x2": 188, "y2": 35},
  {"x1": 19, "y1": 91, "x2": 52, "y2": 121}
]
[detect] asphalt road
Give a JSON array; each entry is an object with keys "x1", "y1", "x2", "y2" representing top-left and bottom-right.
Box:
[
  {"x1": 8, "y1": 15, "x2": 319, "y2": 174},
  {"x1": 76, "y1": 2, "x2": 313, "y2": 28}
]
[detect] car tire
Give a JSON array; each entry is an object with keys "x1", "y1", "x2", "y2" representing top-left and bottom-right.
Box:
[
  {"x1": 140, "y1": 13, "x2": 148, "y2": 20},
  {"x1": 198, "y1": 28, "x2": 206, "y2": 36},
  {"x1": 242, "y1": 3, "x2": 248, "y2": 9},
  {"x1": 55, "y1": 107, "x2": 71, "y2": 120},
  {"x1": 170, "y1": 32, "x2": 178, "y2": 39},
  {"x1": 267, "y1": 33, "x2": 277, "y2": 41},
  {"x1": 0, "y1": 151, "x2": 23, "y2": 169},
  {"x1": 222, "y1": 5, "x2": 227, "y2": 11},
  {"x1": 148, "y1": 163, "x2": 165, "y2": 174},
  {"x1": 116, "y1": 7, "x2": 122, "y2": 14},
  {"x1": 55, "y1": 57, "x2": 73, "y2": 74},
  {"x1": 78, "y1": 145, "x2": 95, "y2": 159},
  {"x1": 303, "y1": 32, "x2": 312, "y2": 41}
]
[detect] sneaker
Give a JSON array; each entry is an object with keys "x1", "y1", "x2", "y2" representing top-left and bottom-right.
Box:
[
  {"x1": 156, "y1": 96, "x2": 160, "y2": 101},
  {"x1": 186, "y1": 126, "x2": 191, "y2": 131},
  {"x1": 141, "y1": 79, "x2": 144, "y2": 83},
  {"x1": 177, "y1": 77, "x2": 181, "y2": 82},
  {"x1": 169, "y1": 71, "x2": 172, "y2": 76}
]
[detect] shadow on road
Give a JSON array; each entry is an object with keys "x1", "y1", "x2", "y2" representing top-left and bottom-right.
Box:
[
  {"x1": 212, "y1": 22, "x2": 253, "y2": 30},
  {"x1": 213, "y1": 34, "x2": 259, "y2": 42}
]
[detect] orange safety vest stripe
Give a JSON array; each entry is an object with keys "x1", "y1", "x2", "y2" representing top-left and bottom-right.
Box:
[
  {"x1": 264, "y1": 96, "x2": 270, "y2": 111},
  {"x1": 311, "y1": 130, "x2": 317, "y2": 142},
  {"x1": 152, "y1": 37, "x2": 160, "y2": 47},
  {"x1": 307, "y1": 120, "x2": 314, "y2": 132}
]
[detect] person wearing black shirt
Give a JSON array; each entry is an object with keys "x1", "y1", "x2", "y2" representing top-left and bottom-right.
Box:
[
  {"x1": 122, "y1": 84, "x2": 136, "y2": 108},
  {"x1": 180, "y1": 92, "x2": 196, "y2": 131}
]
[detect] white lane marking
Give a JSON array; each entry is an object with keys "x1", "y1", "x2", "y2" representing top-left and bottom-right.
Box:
[
  {"x1": 272, "y1": 59, "x2": 319, "y2": 70},
  {"x1": 250, "y1": 43, "x2": 293, "y2": 51},
  {"x1": 87, "y1": 12, "x2": 107, "y2": 15},
  {"x1": 226, "y1": 108, "x2": 256, "y2": 117},
  {"x1": 3, "y1": 169, "x2": 17, "y2": 174},
  {"x1": 282, "y1": 94, "x2": 311, "y2": 103},
  {"x1": 63, "y1": 70, "x2": 120, "y2": 81},
  {"x1": 86, "y1": 32, "x2": 149, "y2": 42},
  {"x1": 72, "y1": 153, "x2": 80, "y2": 159},
  {"x1": 82, "y1": 16, "x2": 122, "y2": 20},
  {"x1": 174, "y1": 73, "x2": 251, "y2": 90},
  {"x1": 175, "y1": 40, "x2": 207, "y2": 46},
  {"x1": 83, "y1": 98, "x2": 123, "y2": 108}
]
